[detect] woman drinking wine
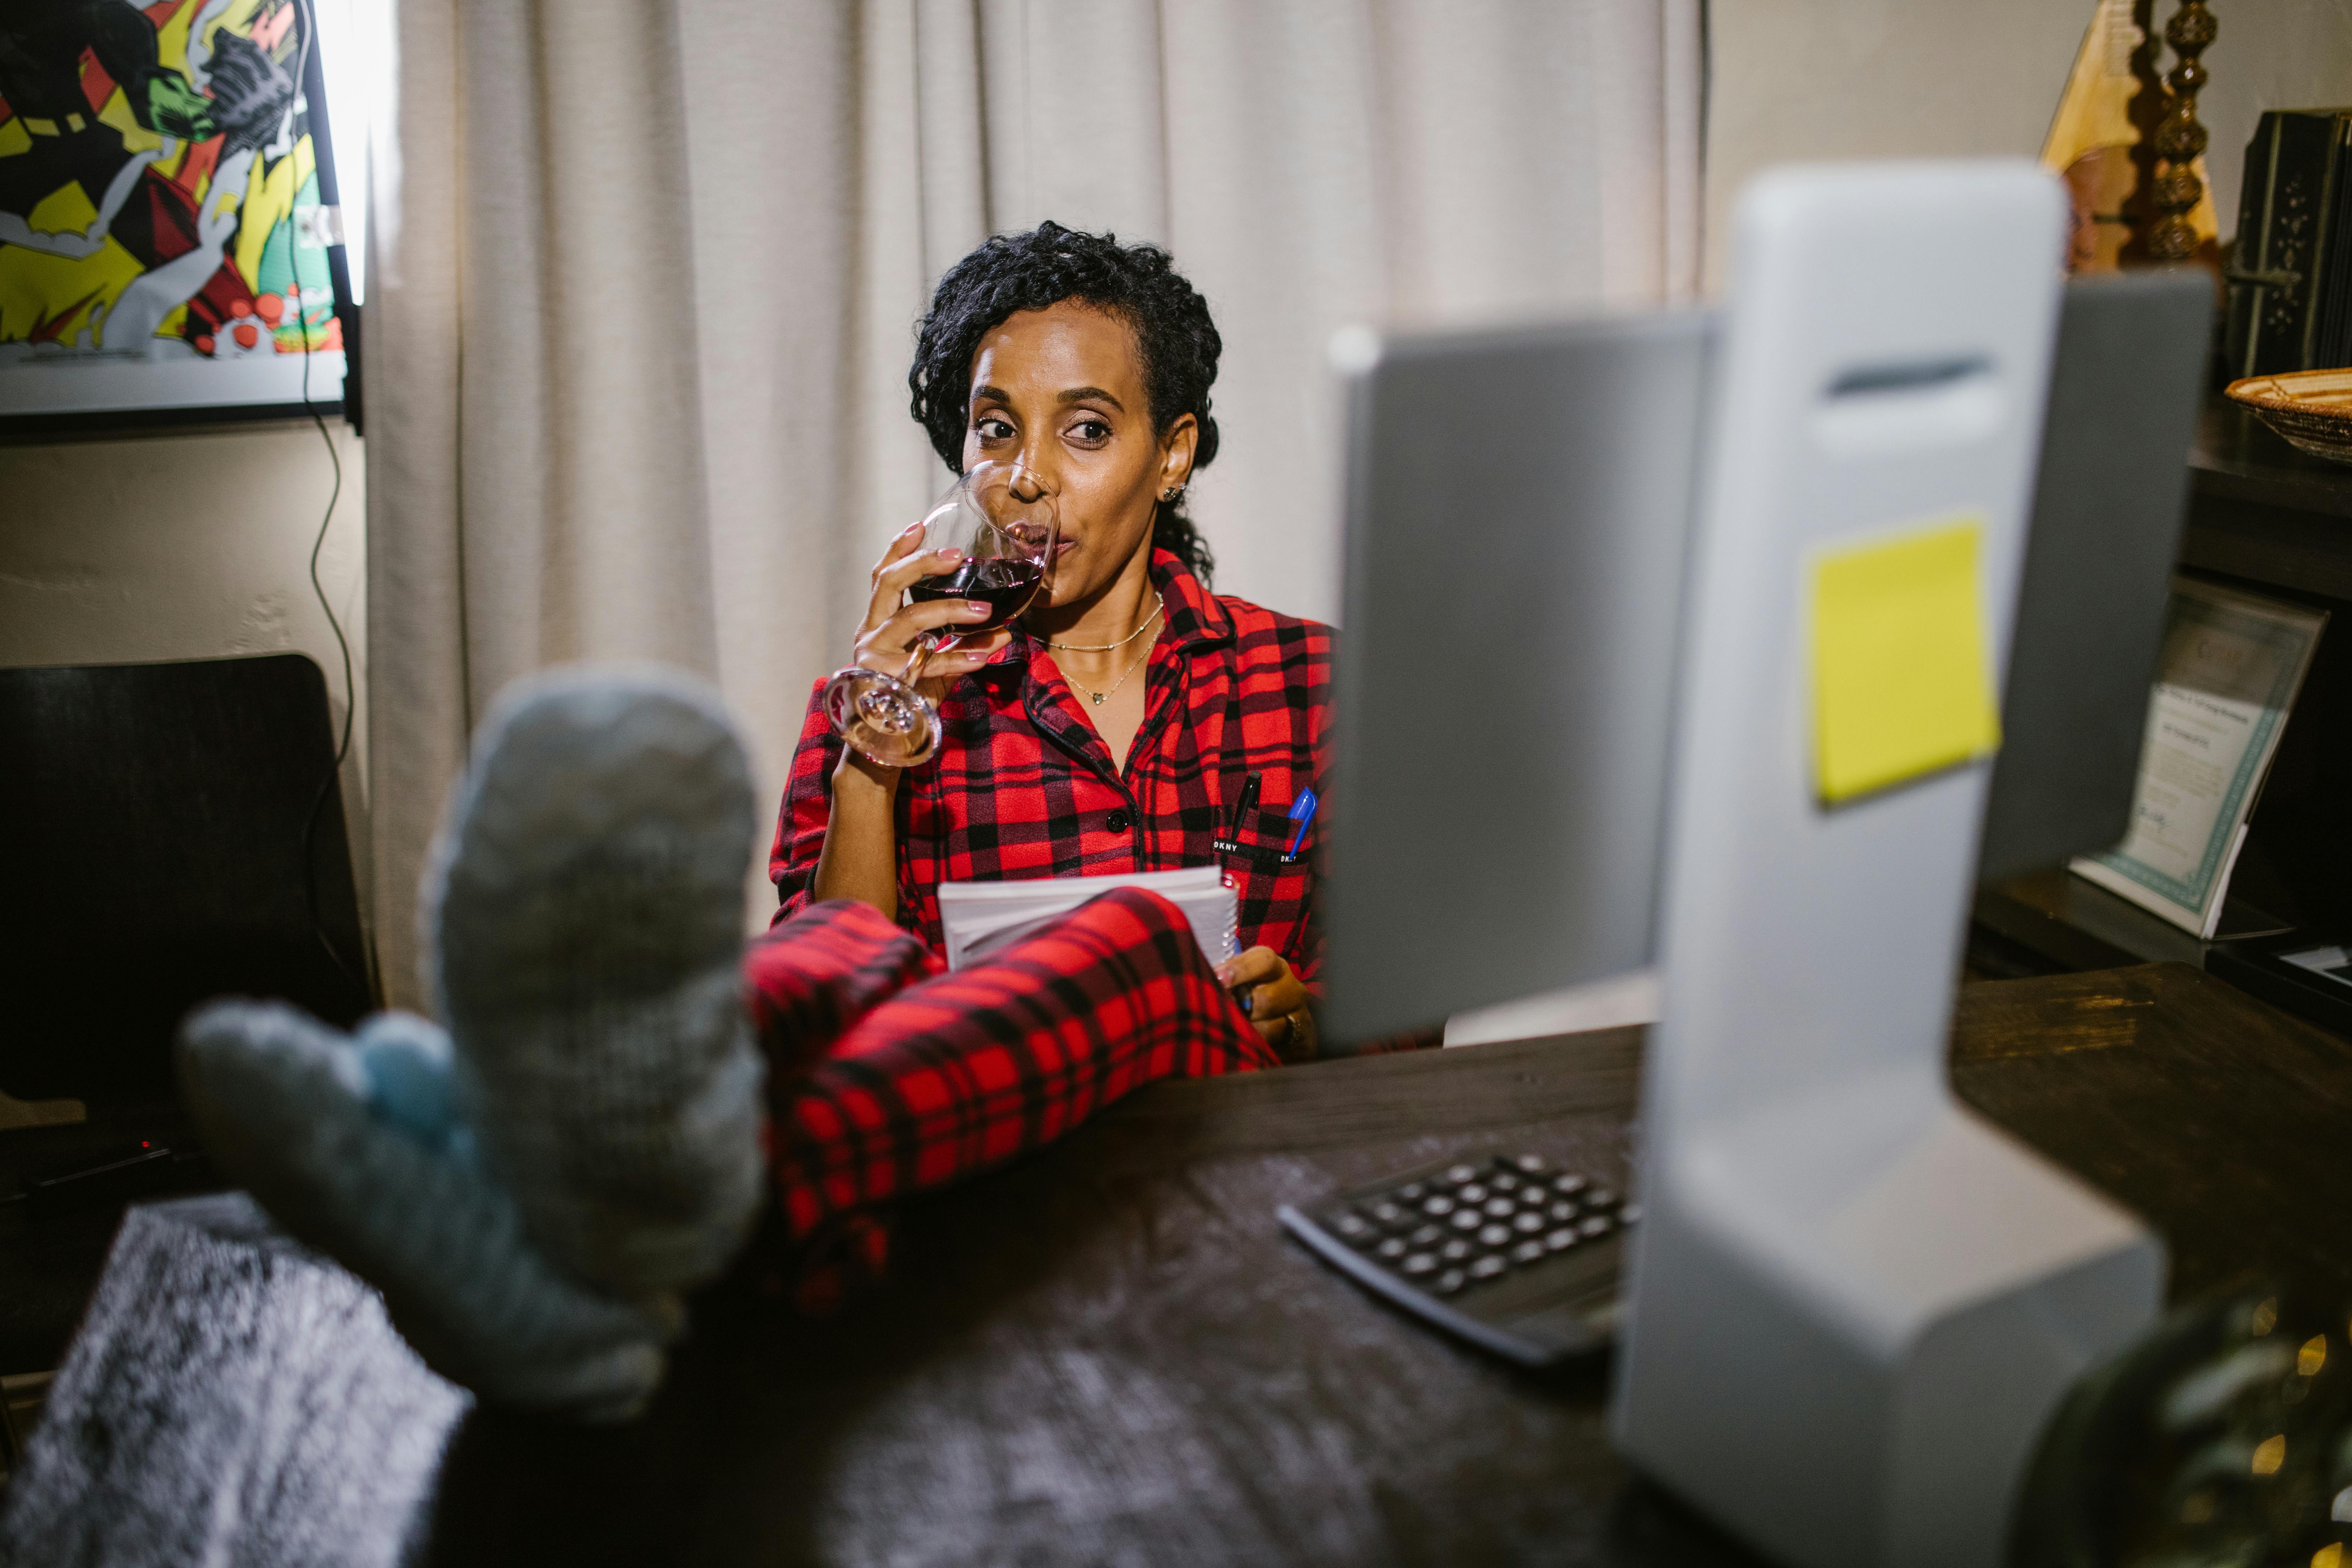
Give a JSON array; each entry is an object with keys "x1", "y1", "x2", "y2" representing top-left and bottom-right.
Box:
[
  {"x1": 179, "y1": 228, "x2": 1395, "y2": 1418},
  {"x1": 775, "y1": 221, "x2": 1333, "y2": 1059}
]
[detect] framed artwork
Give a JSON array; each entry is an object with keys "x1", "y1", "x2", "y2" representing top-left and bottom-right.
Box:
[{"x1": 0, "y1": 0, "x2": 352, "y2": 431}]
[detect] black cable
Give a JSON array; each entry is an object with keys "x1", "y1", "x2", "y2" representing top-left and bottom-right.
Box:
[{"x1": 285, "y1": 0, "x2": 369, "y2": 1002}]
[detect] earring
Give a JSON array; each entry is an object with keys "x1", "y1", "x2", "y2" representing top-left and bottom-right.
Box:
[{"x1": 1160, "y1": 487, "x2": 1183, "y2": 503}]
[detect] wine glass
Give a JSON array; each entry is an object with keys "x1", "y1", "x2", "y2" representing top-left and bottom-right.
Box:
[{"x1": 823, "y1": 462, "x2": 1059, "y2": 768}]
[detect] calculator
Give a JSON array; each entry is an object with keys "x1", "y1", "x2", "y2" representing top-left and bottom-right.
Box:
[{"x1": 1276, "y1": 1152, "x2": 1637, "y2": 1367}]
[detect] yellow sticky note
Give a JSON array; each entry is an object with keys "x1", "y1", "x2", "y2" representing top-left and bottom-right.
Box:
[{"x1": 1809, "y1": 517, "x2": 2002, "y2": 805}]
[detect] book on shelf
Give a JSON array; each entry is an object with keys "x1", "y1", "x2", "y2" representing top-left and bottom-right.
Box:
[
  {"x1": 2224, "y1": 108, "x2": 2352, "y2": 379},
  {"x1": 2071, "y1": 577, "x2": 2328, "y2": 938}
]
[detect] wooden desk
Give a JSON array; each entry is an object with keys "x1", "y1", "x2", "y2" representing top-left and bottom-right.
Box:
[
  {"x1": 409, "y1": 962, "x2": 2352, "y2": 1566},
  {"x1": 8, "y1": 964, "x2": 2350, "y2": 1565}
]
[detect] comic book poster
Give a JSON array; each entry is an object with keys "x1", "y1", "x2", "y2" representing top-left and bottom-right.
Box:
[{"x1": 0, "y1": 0, "x2": 347, "y2": 422}]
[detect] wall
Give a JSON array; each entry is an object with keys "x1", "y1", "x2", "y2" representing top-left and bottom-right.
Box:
[
  {"x1": 1704, "y1": 0, "x2": 2352, "y2": 288},
  {"x1": 0, "y1": 423, "x2": 371, "y2": 943}
]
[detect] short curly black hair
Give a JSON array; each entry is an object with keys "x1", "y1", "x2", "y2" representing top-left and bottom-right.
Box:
[{"x1": 908, "y1": 221, "x2": 1222, "y2": 585}]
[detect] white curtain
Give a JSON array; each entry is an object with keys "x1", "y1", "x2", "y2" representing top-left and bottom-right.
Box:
[{"x1": 365, "y1": 0, "x2": 1703, "y2": 1007}]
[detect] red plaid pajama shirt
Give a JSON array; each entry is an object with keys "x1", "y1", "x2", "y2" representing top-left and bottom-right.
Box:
[
  {"x1": 772, "y1": 550, "x2": 1331, "y2": 981},
  {"x1": 745, "y1": 554, "x2": 1351, "y2": 1288}
]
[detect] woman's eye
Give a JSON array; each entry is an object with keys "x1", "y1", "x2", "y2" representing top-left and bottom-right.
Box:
[
  {"x1": 1069, "y1": 419, "x2": 1111, "y2": 444},
  {"x1": 975, "y1": 416, "x2": 1014, "y2": 441}
]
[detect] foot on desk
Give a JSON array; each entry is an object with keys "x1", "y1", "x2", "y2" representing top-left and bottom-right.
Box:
[
  {"x1": 423, "y1": 666, "x2": 769, "y2": 1301},
  {"x1": 179, "y1": 1000, "x2": 679, "y2": 1420}
]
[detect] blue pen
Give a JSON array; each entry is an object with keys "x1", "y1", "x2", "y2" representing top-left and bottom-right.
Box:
[{"x1": 1285, "y1": 786, "x2": 1319, "y2": 857}]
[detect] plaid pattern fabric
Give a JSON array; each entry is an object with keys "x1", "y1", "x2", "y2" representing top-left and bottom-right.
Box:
[
  {"x1": 772, "y1": 551, "x2": 1331, "y2": 985},
  {"x1": 744, "y1": 890, "x2": 1277, "y2": 1292}
]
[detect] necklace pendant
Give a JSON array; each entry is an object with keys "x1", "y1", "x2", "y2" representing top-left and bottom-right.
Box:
[{"x1": 1090, "y1": 692, "x2": 1106, "y2": 706}]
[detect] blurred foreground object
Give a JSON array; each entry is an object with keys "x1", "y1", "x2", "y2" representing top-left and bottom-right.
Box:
[
  {"x1": 175, "y1": 667, "x2": 766, "y2": 1423},
  {"x1": 0, "y1": 1194, "x2": 466, "y2": 1567},
  {"x1": 2017, "y1": 1285, "x2": 2352, "y2": 1568},
  {"x1": 1611, "y1": 161, "x2": 2161, "y2": 1568}
]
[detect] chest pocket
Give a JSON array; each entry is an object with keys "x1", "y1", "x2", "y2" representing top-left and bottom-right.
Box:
[
  {"x1": 1218, "y1": 804, "x2": 1315, "y2": 963},
  {"x1": 1214, "y1": 804, "x2": 1307, "y2": 870}
]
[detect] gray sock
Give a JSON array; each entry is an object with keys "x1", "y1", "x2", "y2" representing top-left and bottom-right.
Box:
[
  {"x1": 178, "y1": 1000, "x2": 678, "y2": 1421},
  {"x1": 421, "y1": 666, "x2": 768, "y2": 1300}
]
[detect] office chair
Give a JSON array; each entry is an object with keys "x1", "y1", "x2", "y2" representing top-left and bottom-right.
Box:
[{"x1": 0, "y1": 653, "x2": 375, "y2": 1376}]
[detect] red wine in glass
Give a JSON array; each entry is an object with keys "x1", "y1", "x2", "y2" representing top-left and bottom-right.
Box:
[
  {"x1": 821, "y1": 462, "x2": 1060, "y2": 768},
  {"x1": 907, "y1": 557, "x2": 1045, "y2": 631}
]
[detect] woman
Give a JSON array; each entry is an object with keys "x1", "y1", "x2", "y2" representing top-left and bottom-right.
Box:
[
  {"x1": 774, "y1": 221, "x2": 1329, "y2": 1058},
  {"x1": 176, "y1": 228, "x2": 1356, "y2": 1422}
]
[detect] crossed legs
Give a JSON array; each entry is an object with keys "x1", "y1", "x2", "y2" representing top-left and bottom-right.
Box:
[
  {"x1": 745, "y1": 893, "x2": 1277, "y2": 1296},
  {"x1": 181, "y1": 668, "x2": 1272, "y2": 1419}
]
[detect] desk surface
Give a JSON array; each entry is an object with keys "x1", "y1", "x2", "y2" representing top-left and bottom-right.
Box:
[{"x1": 404, "y1": 961, "x2": 2352, "y2": 1567}]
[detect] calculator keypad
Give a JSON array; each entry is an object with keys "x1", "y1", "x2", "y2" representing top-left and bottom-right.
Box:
[
  {"x1": 1329, "y1": 1152, "x2": 1630, "y2": 1298},
  {"x1": 1282, "y1": 1149, "x2": 1636, "y2": 1365}
]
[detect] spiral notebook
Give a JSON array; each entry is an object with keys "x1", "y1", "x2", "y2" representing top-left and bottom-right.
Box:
[{"x1": 938, "y1": 866, "x2": 1237, "y2": 971}]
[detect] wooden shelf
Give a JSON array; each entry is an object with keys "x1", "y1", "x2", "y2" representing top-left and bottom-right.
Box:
[
  {"x1": 2192, "y1": 401, "x2": 2352, "y2": 520},
  {"x1": 1972, "y1": 866, "x2": 2298, "y2": 972},
  {"x1": 1972, "y1": 413, "x2": 2352, "y2": 983},
  {"x1": 2181, "y1": 403, "x2": 2352, "y2": 602},
  {"x1": 1975, "y1": 869, "x2": 2216, "y2": 974}
]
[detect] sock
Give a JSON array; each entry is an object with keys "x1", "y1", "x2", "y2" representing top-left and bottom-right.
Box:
[
  {"x1": 420, "y1": 666, "x2": 769, "y2": 1300},
  {"x1": 178, "y1": 1000, "x2": 678, "y2": 1421}
]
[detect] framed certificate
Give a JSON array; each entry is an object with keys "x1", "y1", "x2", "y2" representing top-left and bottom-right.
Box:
[{"x1": 2071, "y1": 577, "x2": 2328, "y2": 937}]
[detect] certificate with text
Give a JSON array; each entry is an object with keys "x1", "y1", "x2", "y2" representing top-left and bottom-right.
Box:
[{"x1": 2072, "y1": 578, "x2": 2327, "y2": 937}]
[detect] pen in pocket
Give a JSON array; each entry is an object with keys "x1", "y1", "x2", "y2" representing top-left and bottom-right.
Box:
[
  {"x1": 1285, "y1": 786, "x2": 1319, "y2": 857},
  {"x1": 1214, "y1": 771, "x2": 1263, "y2": 856}
]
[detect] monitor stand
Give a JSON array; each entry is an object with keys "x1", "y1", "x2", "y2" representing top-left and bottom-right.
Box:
[{"x1": 1610, "y1": 162, "x2": 2164, "y2": 1568}]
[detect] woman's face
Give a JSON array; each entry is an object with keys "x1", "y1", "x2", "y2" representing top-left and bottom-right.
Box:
[{"x1": 962, "y1": 300, "x2": 1194, "y2": 610}]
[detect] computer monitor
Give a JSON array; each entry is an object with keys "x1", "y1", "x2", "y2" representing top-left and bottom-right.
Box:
[
  {"x1": 1319, "y1": 312, "x2": 1712, "y2": 1047},
  {"x1": 1320, "y1": 273, "x2": 2215, "y2": 1047},
  {"x1": 1977, "y1": 269, "x2": 2215, "y2": 882}
]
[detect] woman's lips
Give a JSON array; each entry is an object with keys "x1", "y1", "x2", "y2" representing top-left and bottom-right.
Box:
[{"x1": 1052, "y1": 539, "x2": 1079, "y2": 558}]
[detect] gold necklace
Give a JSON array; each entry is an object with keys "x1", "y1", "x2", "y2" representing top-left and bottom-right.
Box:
[
  {"x1": 1038, "y1": 595, "x2": 1163, "y2": 653},
  {"x1": 1060, "y1": 630, "x2": 1158, "y2": 707}
]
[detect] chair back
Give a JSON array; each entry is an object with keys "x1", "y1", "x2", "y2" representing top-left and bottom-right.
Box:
[{"x1": 0, "y1": 655, "x2": 374, "y2": 1108}]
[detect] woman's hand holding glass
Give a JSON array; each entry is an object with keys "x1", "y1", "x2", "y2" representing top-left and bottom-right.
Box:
[
  {"x1": 849, "y1": 526, "x2": 1014, "y2": 711},
  {"x1": 814, "y1": 521, "x2": 996, "y2": 914},
  {"x1": 824, "y1": 462, "x2": 1059, "y2": 769}
]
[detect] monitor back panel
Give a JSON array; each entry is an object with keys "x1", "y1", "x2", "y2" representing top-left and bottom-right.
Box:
[
  {"x1": 1322, "y1": 313, "x2": 1712, "y2": 1045},
  {"x1": 1977, "y1": 270, "x2": 2216, "y2": 883}
]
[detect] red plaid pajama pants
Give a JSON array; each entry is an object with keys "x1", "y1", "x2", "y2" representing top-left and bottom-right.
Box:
[{"x1": 740, "y1": 887, "x2": 1280, "y2": 1300}]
